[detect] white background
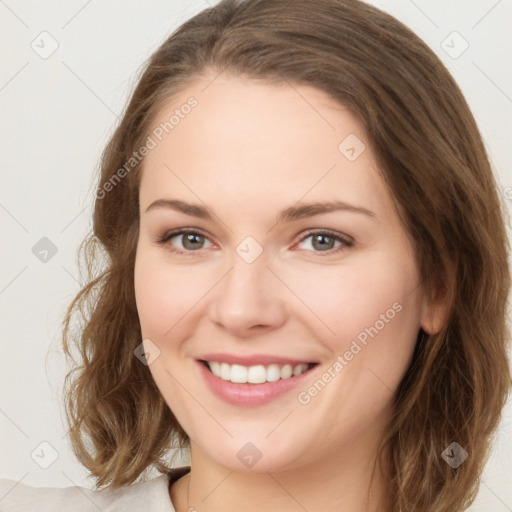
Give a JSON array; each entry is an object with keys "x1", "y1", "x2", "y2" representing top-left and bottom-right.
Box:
[{"x1": 0, "y1": 1, "x2": 511, "y2": 510}]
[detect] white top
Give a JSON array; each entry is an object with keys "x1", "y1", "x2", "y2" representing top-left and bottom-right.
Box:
[{"x1": 0, "y1": 466, "x2": 190, "y2": 512}]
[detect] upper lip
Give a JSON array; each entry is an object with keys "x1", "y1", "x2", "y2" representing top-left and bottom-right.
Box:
[{"x1": 198, "y1": 353, "x2": 319, "y2": 366}]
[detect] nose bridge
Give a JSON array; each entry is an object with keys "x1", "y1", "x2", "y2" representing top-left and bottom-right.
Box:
[{"x1": 209, "y1": 236, "x2": 286, "y2": 333}]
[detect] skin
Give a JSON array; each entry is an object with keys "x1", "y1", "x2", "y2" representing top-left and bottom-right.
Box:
[{"x1": 134, "y1": 72, "x2": 447, "y2": 512}]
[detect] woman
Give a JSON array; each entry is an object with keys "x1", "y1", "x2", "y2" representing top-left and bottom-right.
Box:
[{"x1": 1, "y1": 0, "x2": 510, "y2": 511}]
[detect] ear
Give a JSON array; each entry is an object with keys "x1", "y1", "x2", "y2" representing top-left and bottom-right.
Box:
[{"x1": 420, "y1": 284, "x2": 450, "y2": 335}]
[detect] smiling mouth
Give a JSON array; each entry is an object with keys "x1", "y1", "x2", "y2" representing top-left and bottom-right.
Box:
[{"x1": 199, "y1": 359, "x2": 319, "y2": 385}]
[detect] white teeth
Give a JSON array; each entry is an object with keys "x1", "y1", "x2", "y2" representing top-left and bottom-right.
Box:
[{"x1": 206, "y1": 361, "x2": 311, "y2": 383}]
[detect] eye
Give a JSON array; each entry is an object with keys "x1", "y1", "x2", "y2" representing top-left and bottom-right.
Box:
[
  {"x1": 294, "y1": 229, "x2": 353, "y2": 256},
  {"x1": 155, "y1": 228, "x2": 353, "y2": 256},
  {"x1": 155, "y1": 228, "x2": 214, "y2": 254}
]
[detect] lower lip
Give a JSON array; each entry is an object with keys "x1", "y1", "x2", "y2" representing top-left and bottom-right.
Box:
[{"x1": 196, "y1": 360, "x2": 319, "y2": 407}]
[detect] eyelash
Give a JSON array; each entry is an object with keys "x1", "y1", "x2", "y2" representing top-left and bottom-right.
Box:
[{"x1": 155, "y1": 228, "x2": 353, "y2": 257}]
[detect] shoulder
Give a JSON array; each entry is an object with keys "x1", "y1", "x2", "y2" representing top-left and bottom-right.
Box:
[{"x1": 0, "y1": 467, "x2": 190, "y2": 512}]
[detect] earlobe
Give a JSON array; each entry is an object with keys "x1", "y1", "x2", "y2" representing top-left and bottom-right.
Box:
[{"x1": 420, "y1": 285, "x2": 450, "y2": 335}]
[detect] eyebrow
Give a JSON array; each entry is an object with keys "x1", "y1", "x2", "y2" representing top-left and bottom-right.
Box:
[{"x1": 144, "y1": 198, "x2": 376, "y2": 223}]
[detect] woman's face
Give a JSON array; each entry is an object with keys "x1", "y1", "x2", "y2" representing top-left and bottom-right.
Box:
[{"x1": 134, "y1": 73, "x2": 440, "y2": 472}]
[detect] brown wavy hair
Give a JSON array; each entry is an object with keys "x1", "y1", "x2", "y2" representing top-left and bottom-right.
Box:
[{"x1": 61, "y1": 0, "x2": 511, "y2": 510}]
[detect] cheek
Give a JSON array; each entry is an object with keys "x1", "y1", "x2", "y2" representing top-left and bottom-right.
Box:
[
  {"x1": 293, "y1": 261, "x2": 421, "y2": 425},
  {"x1": 291, "y1": 257, "x2": 418, "y2": 338},
  {"x1": 134, "y1": 250, "x2": 179, "y2": 338},
  {"x1": 288, "y1": 254, "x2": 422, "y2": 386},
  {"x1": 134, "y1": 250, "x2": 215, "y2": 340}
]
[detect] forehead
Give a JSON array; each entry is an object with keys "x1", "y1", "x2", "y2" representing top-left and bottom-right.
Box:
[{"x1": 139, "y1": 74, "x2": 393, "y2": 219}]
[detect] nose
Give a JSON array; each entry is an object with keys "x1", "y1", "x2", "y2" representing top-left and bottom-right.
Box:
[{"x1": 208, "y1": 246, "x2": 287, "y2": 338}]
